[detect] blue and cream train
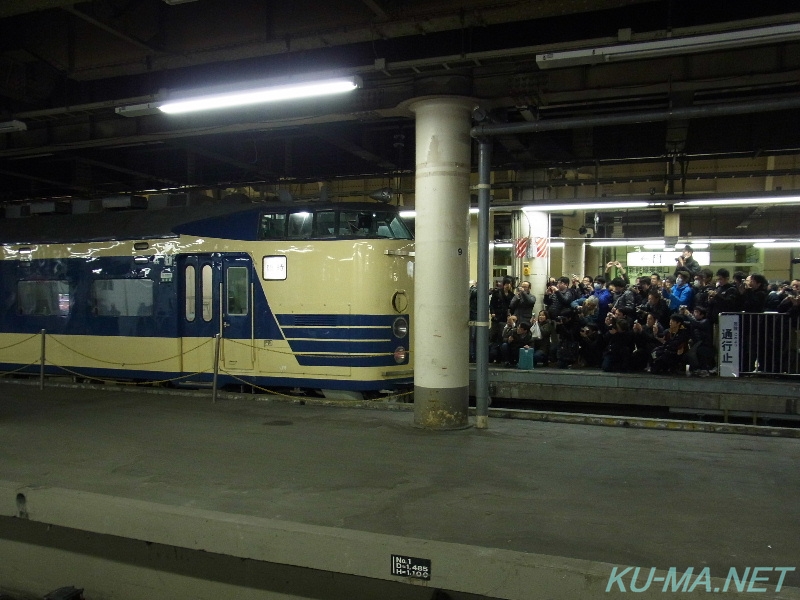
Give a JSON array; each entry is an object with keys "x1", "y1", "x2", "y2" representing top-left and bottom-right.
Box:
[{"x1": 0, "y1": 200, "x2": 414, "y2": 397}]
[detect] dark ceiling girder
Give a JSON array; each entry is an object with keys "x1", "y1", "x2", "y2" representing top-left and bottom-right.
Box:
[
  {"x1": 62, "y1": 6, "x2": 159, "y2": 54},
  {"x1": 169, "y1": 141, "x2": 281, "y2": 181},
  {"x1": 472, "y1": 96, "x2": 800, "y2": 137},
  {"x1": 73, "y1": 156, "x2": 182, "y2": 187}
]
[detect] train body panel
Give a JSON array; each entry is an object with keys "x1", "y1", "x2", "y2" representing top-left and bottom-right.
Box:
[{"x1": 0, "y1": 203, "x2": 414, "y2": 393}]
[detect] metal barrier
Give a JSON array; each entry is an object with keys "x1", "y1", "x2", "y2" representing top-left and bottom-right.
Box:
[{"x1": 719, "y1": 312, "x2": 800, "y2": 377}]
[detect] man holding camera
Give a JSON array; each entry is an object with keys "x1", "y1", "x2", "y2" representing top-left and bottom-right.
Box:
[
  {"x1": 674, "y1": 245, "x2": 701, "y2": 278},
  {"x1": 509, "y1": 280, "x2": 536, "y2": 323}
]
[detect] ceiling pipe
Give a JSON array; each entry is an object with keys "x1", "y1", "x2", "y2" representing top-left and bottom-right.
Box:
[{"x1": 471, "y1": 96, "x2": 800, "y2": 138}]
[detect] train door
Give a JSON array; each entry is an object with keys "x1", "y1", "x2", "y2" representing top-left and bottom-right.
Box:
[
  {"x1": 220, "y1": 254, "x2": 254, "y2": 372},
  {"x1": 179, "y1": 255, "x2": 218, "y2": 379}
]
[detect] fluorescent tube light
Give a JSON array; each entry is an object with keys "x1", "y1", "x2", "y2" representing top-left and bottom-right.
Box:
[
  {"x1": 753, "y1": 241, "x2": 800, "y2": 248},
  {"x1": 550, "y1": 241, "x2": 565, "y2": 248},
  {"x1": 589, "y1": 239, "x2": 654, "y2": 247},
  {"x1": 536, "y1": 23, "x2": 800, "y2": 69},
  {"x1": 399, "y1": 210, "x2": 416, "y2": 219},
  {"x1": 493, "y1": 243, "x2": 513, "y2": 249},
  {"x1": 673, "y1": 196, "x2": 800, "y2": 208},
  {"x1": 158, "y1": 76, "x2": 361, "y2": 114},
  {"x1": 523, "y1": 201, "x2": 650, "y2": 212},
  {"x1": 0, "y1": 120, "x2": 27, "y2": 133}
]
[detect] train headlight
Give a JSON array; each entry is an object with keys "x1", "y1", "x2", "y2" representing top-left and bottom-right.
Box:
[
  {"x1": 393, "y1": 346, "x2": 407, "y2": 364},
  {"x1": 392, "y1": 316, "x2": 408, "y2": 338}
]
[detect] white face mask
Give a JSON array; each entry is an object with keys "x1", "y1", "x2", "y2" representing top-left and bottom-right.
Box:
[
  {"x1": 593, "y1": 283, "x2": 602, "y2": 291},
  {"x1": 676, "y1": 277, "x2": 684, "y2": 285}
]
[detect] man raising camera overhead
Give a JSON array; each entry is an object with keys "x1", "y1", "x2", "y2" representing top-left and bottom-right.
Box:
[{"x1": 674, "y1": 245, "x2": 702, "y2": 278}]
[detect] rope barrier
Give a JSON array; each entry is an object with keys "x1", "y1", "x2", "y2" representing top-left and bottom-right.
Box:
[
  {"x1": 47, "y1": 335, "x2": 213, "y2": 366},
  {"x1": 0, "y1": 333, "x2": 40, "y2": 351},
  {"x1": 220, "y1": 369, "x2": 414, "y2": 403},
  {"x1": 2, "y1": 332, "x2": 411, "y2": 394},
  {"x1": 0, "y1": 361, "x2": 40, "y2": 377},
  {"x1": 46, "y1": 361, "x2": 213, "y2": 385}
]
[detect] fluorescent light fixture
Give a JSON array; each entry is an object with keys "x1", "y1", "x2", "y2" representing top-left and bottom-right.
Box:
[
  {"x1": 673, "y1": 196, "x2": 800, "y2": 208},
  {"x1": 550, "y1": 241, "x2": 565, "y2": 248},
  {"x1": 589, "y1": 239, "x2": 653, "y2": 247},
  {"x1": 493, "y1": 243, "x2": 513, "y2": 249},
  {"x1": 399, "y1": 210, "x2": 416, "y2": 219},
  {"x1": 536, "y1": 23, "x2": 800, "y2": 69},
  {"x1": 0, "y1": 119, "x2": 27, "y2": 133},
  {"x1": 469, "y1": 207, "x2": 480, "y2": 214},
  {"x1": 753, "y1": 241, "x2": 800, "y2": 248},
  {"x1": 708, "y1": 238, "x2": 775, "y2": 244},
  {"x1": 523, "y1": 201, "x2": 649, "y2": 212},
  {"x1": 644, "y1": 242, "x2": 710, "y2": 250},
  {"x1": 158, "y1": 76, "x2": 362, "y2": 114}
]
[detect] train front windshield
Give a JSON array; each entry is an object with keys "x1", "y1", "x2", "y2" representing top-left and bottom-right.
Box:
[{"x1": 259, "y1": 208, "x2": 413, "y2": 241}]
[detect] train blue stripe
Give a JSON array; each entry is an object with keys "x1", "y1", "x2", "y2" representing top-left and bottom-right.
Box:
[
  {"x1": 276, "y1": 314, "x2": 401, "y2": 327},
  {"x1": 287, "y1": 340, "x2": 396, "y2": 353},
  {"x1": 281, "y1": 327, "x2": 388, "y2": 340}
]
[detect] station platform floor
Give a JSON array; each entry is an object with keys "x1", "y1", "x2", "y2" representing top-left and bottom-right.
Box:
[{"x1": 1, "y1": 380, "x2": 799, "y2": 599}]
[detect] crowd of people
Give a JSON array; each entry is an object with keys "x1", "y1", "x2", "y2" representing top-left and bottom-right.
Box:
[{"x1": 470, "y1": 245, "x2": 800, "y2": 375}]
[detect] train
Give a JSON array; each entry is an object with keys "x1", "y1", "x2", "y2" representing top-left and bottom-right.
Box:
[{"x1": 0, "y1": 199, "x2": 414, "y2": 398}]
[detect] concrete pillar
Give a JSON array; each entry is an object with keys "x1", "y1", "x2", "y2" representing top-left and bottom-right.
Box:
[
  {"x1": 561, "y1": 211, "x2": 586, "y2": 280},
  {"x1": 524, "y1": 210, "x2": 549, "y2": 312},
  {"x1": 410, "y1": 97, "x2": 473, "y2": 430},
  {"x1": 664, "y1": 213, "x2": 680, "y2": 238}
]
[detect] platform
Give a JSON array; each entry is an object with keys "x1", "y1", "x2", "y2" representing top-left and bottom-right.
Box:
[
  {"x1": 474, "y1": 365, "x2": 800, "y2": 421},
  {"x1": 1, "y1": 380, "x2": 799, "y2": 599}
]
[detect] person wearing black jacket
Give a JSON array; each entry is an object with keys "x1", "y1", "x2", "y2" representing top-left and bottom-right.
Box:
[
  {"x1": 741, "y1": 273, "x2": 769, "y2": 313},
  {"x1": 707, "y1": 268, "x2": 741, "y2": 323},
  {"x1": 674, "y1": 245, "x2": 701, "y2": 278},
  {"x1": 544, "y1": 277, "x2": 576, "y2": 320},
  {"x1": 650, "y1": 314, "x2": 692, "y2": 373},
  {"x1": 489, "y1": 277, "x2": 514, "y2": 344}
]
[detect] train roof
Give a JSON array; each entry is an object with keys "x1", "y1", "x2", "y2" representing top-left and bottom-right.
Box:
[{"x1": 0, "y1": 200, "x2": 399, "y2": 245}]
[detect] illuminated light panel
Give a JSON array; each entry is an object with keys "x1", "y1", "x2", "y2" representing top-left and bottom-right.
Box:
[
  {"x1": 523, "y1": 201, "x2": 650, "y2": 212},
  {"x1": 753, "y1": 241, "x2": 800, "y2": 248},
  {"x1": 673, "y1": 196, "x2": 800, "y2": 208},
  {"x1": 159, "y1": 77, "x2": 361, "y2": 114}
]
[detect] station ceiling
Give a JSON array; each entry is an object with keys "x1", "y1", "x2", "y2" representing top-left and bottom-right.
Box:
[{"x1": 0, "y1": 0, "x2": 799, "y2": 207}]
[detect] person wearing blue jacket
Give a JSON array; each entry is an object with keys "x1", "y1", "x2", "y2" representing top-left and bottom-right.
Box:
[{"x1": 663, "y1": 270, "x2": 694, "y2": 311}]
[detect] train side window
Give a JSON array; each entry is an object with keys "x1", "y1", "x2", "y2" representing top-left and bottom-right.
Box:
[
  {"x1": 226, "y1": 266, "x2": 248, "y2": 315},
  {"x1": 315, "y1": 210, "x2": 336, "y2": 238},
  {"x1": 185, "y1": 265, "x2": 196, "y2": 322},
  {"x1": 287, "y1": 211, "x2": 312, "y2": 239},
  {"x1": 201, "y1": 265, "x2": 213, "y2": 322},
  {"x1": 340, "y1": 211, "x2": 373, "y2": 237},
  {"x1": 91, "y1": 279, "x2": 153, "y2": 316},
  {"x1": 259, "y1": 212, "x2": 287, "y2": 240},
  {"x1": 17, "y1": 280, "x2": 71, "y2": 316}
]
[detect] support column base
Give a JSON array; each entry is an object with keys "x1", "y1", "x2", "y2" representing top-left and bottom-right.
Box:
[{"x1": 413, "y1": 386, "x2": 470, "y2": 430}]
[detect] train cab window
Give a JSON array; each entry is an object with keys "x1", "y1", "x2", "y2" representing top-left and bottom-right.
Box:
[
  {"x1": 314, "y1": 210, "x2": 336, "y2": 238},
  {"x1": 201, "y1": 265, "x2": 213, "y2": 322},
  {"x1": 91, "y1": 279, "x2": 153, "y2": 316},
  {"x1": 287, "y1": 211, "x2": 313, "y2": 239},
  {"x1": 226, "y1": 267, "x2": 248, "y2": 315},
  {"x1": 185, "y1": 265, "x2": 196, "y2": 322},
  {"x1": 17, "y1": 280, "x2": 71, "y2": 316},
  {"x1": 259, "y1": 212, "x2": 287, "y2": 240}
]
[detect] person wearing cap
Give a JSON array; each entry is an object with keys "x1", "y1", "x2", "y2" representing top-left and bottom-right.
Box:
[{"x1": 674, "y1": 245, "x2": 701, "y2": 278}]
